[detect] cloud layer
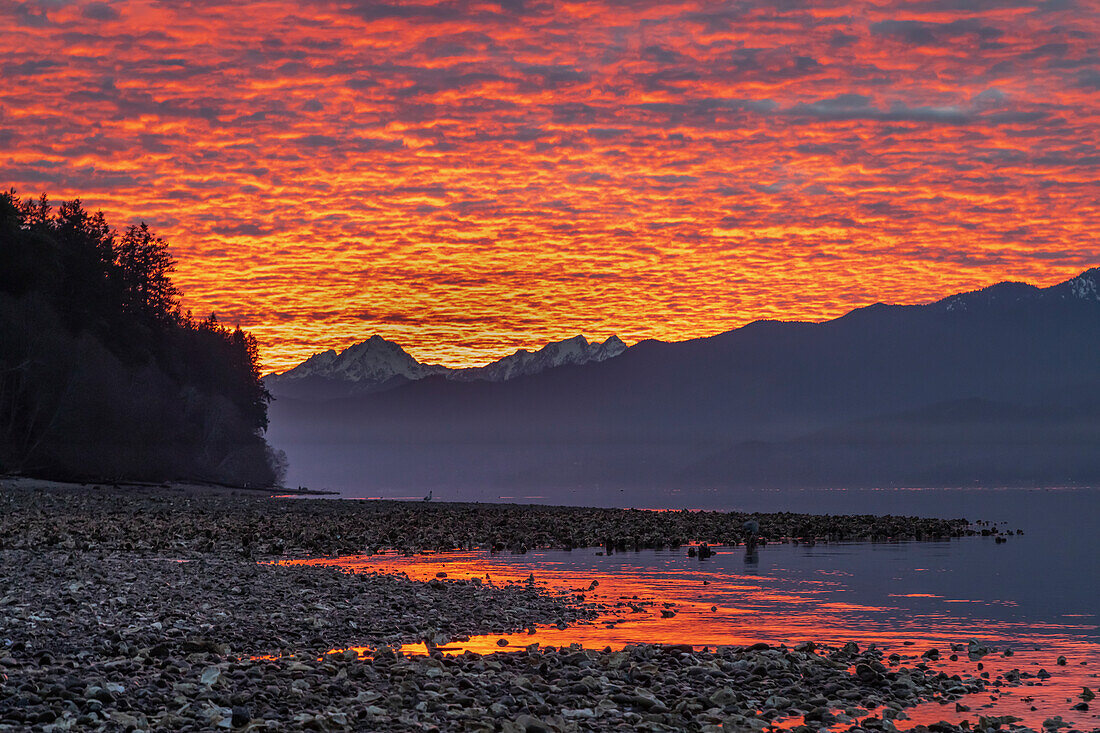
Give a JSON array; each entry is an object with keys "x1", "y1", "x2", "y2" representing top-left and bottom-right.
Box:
[{"x1": 3, "y1": 0, "x2": 1097, "y2": 369}]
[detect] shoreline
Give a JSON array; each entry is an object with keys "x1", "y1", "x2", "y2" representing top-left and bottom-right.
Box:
[
  {"x1": 0, "y1": 474, "x2": 337, "y2": 497},
  {"x1": 0, "y1": 480, "x2": 1073, "y2": 732},
  {"x1": 0, "y1": 477, "x2": 998, "y2": 560}
]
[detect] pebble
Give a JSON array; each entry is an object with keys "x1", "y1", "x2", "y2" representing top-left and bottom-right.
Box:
[
  {"x1": 0, "y1": 480, "x2": 980, "y2": 559},
  {"x1": 0, "y1": 479, "x2": 1035, "y2": 732}
]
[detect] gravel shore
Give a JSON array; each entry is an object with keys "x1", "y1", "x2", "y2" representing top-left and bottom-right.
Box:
[
  {"x1": 0, "y1": 479, "x2": 988, "y2": 559},
  {"x1": 0, "y1": 479, "x2": 1043, "y2": 732}
]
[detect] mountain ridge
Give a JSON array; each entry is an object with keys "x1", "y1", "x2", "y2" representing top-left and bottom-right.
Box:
[
  {"x1": 267, "y1": 266, "x2": 1100, "y2": 493},
  {"x1": 265, "y1": 333, "x2": 626, "y2": 400}
]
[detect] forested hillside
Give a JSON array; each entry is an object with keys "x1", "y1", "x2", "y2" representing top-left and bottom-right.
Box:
[{"x1": 0, "y1": 189, "x2": 283, "y2": 486}]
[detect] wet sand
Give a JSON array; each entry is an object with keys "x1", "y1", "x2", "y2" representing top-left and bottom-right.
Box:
[{"x1": 0, "y1": 478, "x2": 1083, "y2": 732}]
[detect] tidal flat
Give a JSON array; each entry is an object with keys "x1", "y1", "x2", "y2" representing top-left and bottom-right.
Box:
[{"x1": 0, "y1": 479, "x2": 1094, "y2": 732}]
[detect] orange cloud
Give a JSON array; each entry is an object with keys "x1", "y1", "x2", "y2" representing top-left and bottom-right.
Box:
[{"x1": 2, "y1": 0, "x2": 1097, "y2": 370}]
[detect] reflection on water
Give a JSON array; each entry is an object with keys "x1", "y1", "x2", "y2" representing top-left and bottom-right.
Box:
[{"x1": 296, "y1": 537, "x2": 1099, "y2": 731}]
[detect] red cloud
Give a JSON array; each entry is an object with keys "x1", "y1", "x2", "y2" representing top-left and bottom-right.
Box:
[{"x1": 2, "y1": 0, "x2": 1097, "y2": 370}]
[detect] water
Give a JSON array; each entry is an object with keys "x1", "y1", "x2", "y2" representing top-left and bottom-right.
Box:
[
  {"x1": 316, "y1": 485, "x2": 1099, "y2": 622},
  {"x1": 290, "y1": 487, "x2": 1099, "y2": 729}
]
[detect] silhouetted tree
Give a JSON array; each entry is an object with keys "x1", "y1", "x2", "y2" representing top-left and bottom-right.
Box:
[
  {"x1": 53, "y1": 199, "x2": 117, "y2": 329},
  {"x1": 116, "y1": 222, "x2": 179, "y2": 322},
  {"x1": 0, "y1": 188, "x2": 280, "y2": 486}
]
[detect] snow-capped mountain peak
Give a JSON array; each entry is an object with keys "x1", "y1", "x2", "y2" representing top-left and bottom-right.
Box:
[
  {"x1": 271, "y1": 335, "x2": 447, "y2": 385},
  {"x1": 593, "y1": 334, "x2": 627, "y2": 359},
  {"x1": 265, "y1": 332, "x2": 628, "y2": 399},
  {"x1": 451, "y1": 334, "x2": 627, "y2": 382}
]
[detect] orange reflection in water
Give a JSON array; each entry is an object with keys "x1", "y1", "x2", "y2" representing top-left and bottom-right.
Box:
[{"x1": 289, "y1": 549, "x2": 1099, "y2": 731}]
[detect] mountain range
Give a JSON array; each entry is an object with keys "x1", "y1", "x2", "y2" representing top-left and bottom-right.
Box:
[
  {"x1": 264, "y1": 334, "x2": 626, "y2": 400},
  {"x1": 267, "y1": 268, "x2": 1100, "y2": 496}
]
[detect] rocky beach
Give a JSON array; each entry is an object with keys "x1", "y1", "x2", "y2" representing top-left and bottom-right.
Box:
[
  {"x1": 0, "y1": 479, "x2": 1081, "y2": 732},
  {"x1": 0, "y1": 479, "x2": 988, "y2": 558}
]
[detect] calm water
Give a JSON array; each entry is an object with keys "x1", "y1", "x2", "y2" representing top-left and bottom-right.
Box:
[{"x1": 293, "y1": 487, "x2": 1099, "y2": 730}]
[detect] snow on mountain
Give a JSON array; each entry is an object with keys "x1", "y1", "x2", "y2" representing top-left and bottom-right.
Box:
[
  {"x1": 265, "y1": 333, "x2": 627, "y2": 398},
  {"x1": 451, "y1": 335, "x2": 626, "y2": 382},
  {"x1": 267, "y1": 266, "x2": 1098, "y2": 400},
  {"x1": 269, "y1": 335, "x2": 448, "y2": 386},
  {"x1": 1050, "y1": 267, "x2": 1100, "y2": 301},
  {"x1": 935, "y1": 268, "x2": 1100, "y2": 312}
]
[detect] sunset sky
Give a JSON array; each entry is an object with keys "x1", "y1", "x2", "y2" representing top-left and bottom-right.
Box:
[{"x1": 3, "y1": 0, "x2": 1098, "y2": 371}]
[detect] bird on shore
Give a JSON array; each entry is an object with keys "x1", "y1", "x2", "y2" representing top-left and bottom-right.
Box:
[{"x1": 423, "y1": 490, "x2": 433, "y2": 502}]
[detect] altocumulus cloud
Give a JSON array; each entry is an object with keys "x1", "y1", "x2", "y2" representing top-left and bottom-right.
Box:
[{"x1": 0, "y1": 0, "x2": 1097, "y2": 369}]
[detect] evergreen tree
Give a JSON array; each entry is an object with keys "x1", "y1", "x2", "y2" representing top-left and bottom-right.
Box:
[
  {"x1": 116, "y1": 222, "x2": 180, "y2": 322},
  {"x1": 0, "y1": 188, "x2": 279, "y2": 486}
]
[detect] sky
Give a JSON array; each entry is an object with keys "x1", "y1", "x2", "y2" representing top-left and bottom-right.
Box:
[{"x1": 2, "y1": 0, "x2": 1098, "y2": 371}]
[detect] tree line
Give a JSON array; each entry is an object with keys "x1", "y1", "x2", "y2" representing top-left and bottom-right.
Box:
[{"x1": 0, "y1": 189, "x2": 285, "y2": 486}]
